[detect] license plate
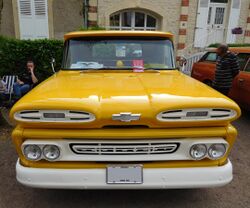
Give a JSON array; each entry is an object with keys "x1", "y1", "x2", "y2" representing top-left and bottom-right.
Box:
[{"x1": 106, "y1": 165, "x2": 143, "y2": 184}]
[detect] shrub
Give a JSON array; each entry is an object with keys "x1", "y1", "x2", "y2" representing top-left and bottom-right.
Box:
[
  {"x1": 208, "y1": 43, "x2": 250, "y2": 48},
  {"x1": 0, "y1": 36, "x2": 64, "y2": 81},
  {"x1": 78, "y1": 26, "x2": 106, "y2": 31}
]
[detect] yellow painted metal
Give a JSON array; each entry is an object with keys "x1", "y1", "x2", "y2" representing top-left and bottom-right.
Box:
[
  {"x1": 64, "y1": 31, "x2": 174, "y2": 41},
  {"x1": 9, "y1": 70, "x2": 241, "y2": 129}
]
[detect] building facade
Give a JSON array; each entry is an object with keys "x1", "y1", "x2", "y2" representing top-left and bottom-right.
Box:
[{"x1": 0, "y1": 0, "x2": 250, "y2": 56}]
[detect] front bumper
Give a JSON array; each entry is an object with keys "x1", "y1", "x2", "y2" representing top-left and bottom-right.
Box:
[{"x1": 16, "y1": 159, "x2": 233, "y2": 189}]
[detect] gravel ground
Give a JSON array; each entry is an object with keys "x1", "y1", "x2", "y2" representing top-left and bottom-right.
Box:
[{"x1": 0, "y1": 112, "x2": 249, "y2": 208}]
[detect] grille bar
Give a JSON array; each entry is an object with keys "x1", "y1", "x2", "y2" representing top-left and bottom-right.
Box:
[{"x1": 70, "y1": 142, "x2": 179, "y2": 155}]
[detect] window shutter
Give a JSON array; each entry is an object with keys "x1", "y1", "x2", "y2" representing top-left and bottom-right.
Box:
[
  {"x1": 194, "y1": 0, "x2": 210, "y2": 48},
  {"x1": 200, "y1": 0, "x2": 209, "y2": 7},
  {"x1": 19, "y1": 0, "x2": 32, "y2": 16},
  {"x1": 34, "y1": 0, "x2": 46, "y2": 16},
  {"x1": 226, "y1": 0, "x2": 241, "y2": 43},
  {"x1": 18, "y1": 0, "x2": 49, "y2": 40},
  {"x1": 232, "y1": 0, "x2": 240, "y2": 9}
]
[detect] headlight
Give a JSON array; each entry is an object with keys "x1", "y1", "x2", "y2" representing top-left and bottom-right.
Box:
[
  {"x1": 43, "y1": 145, "x2": 60, "y2": 161},
  {"x1": 23, "y1": 145, "x2": 42, "y2": 161},
  {"x1": 190, "y1": 144, "x2": 207, "y2": 160},
  {"x1": 208, "y1": 144, "x2": 226, "y2": 160}
]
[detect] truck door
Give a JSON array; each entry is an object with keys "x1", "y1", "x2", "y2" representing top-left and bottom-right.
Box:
[
  {"x1": 239, "y1": 59, "x2": 250, "y2": 108},
  {"x1": 230, "y1": 54, "x2": 250, "y2": 108}
]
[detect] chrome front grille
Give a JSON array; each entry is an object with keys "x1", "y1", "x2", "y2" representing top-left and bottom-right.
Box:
[
  {"x1": 22, "y1": 138, "x2": 228, "y2": 162},
  {"x1": 70, "y1": 142, "x2": 179, "y2": 155},
  {"x1": 14, "y1": 110, "x2": 95, "y2": 123},
  {"x1": 157, "y1": 108, "x2": 236, "y2": 121}
]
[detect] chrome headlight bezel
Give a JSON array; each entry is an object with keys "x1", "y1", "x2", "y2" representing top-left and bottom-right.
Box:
[
  {"x1": 14, "y1": 110, "x2": 96, "y2": 123},
  {"x1": 157, "y1": 108, "x2": 237, "y2": 122},
  {"x1": 208, "y1": 143, "x2": 227, "y2": 160},
  {"x1": 43, "y1": 145, "x2": 61, "y2": 161},
  {"x1": 22, "y1": 143, "x2": 61, "y2": 162},
  {"x1": 22, "y1": 144, "x2": 42, "y2": 161},
  {"x1": 189, "y1": 144, "x2": 207, "y2": 160}
]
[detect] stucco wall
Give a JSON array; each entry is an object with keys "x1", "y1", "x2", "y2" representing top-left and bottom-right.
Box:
[
  {"x1": 0, "y1": 0, "x2": 15, "y2": 37},
  {"x1": 52, "y1": 0, "x2": 84, "y2": 39},
  {"x1": 185, "y1": 0, "x2": 199, "y2": 54}
]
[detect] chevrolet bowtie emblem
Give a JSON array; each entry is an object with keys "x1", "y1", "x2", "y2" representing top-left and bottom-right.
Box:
[{"x1": 112, "y1": 112, "x2": 141, "y2": 122}]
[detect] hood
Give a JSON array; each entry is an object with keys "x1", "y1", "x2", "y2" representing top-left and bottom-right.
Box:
[{"x1": 10, "y1": 70, "x2": 241, "y2": 128}]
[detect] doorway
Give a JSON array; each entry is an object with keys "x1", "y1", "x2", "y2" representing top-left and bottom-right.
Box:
[{"x1": 206, "y1": 1, "x2": 228, "y2": 45}]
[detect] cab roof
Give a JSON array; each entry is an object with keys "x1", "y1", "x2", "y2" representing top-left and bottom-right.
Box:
[{"x1": 64, "y1": 30, "x2": 174, "y2": 41}]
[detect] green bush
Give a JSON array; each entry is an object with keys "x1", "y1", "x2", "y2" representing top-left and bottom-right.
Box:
[
  {"x1": 0, "y1": 36, "x2": 64, "y2": 81},
  {"x1": 208, "y1": 43, "x2": 250, "y2": 48},
  {"x1": 78, "y1": 26, "x2": 106, "y2": 31}
]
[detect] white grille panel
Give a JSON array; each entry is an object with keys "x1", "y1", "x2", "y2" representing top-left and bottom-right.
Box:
[
  {"x1": 22, "y1": 138, "x2": 228, "y2": 162},
  {"x1": 70, "y1": 143, "x2": 179, "y2": 155}
]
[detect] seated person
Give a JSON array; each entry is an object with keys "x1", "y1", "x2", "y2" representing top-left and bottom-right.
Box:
[
  {"x1": 13, "y1": 60, "x2": 38, "y2": 99},
  {"x1": 0, "y1": 78, "x2": 7, "y2": 106}
]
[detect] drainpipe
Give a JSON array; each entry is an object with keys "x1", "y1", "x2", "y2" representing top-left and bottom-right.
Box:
[{"x1": 83, "y1": 0, "x2": 89, "y2": 28}]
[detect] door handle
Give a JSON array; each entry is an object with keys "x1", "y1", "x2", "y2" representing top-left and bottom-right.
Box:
[{"x1": 238, "y1": 79, "x2": 244, "y2": 86}]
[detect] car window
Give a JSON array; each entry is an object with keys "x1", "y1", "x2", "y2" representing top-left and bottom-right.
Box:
[
  {"x1": 63, "y1": 37, "x2": 175, "y2": 70},
  {"x1": 244, "y1": 59, "x2": 250, "y2": 72},
  {"x1": 203, "y1": 52, "x2": 217, "y2": 62},
  {"x1": 237, "y1": 53, "x2": 250, "y2": 70}
]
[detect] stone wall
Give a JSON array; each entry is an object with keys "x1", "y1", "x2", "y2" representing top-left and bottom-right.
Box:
[
  {"x1": 52, "y1": 0, "x2": 84, "y2": 39},
  {"x1": 237, "y1": 0, "x2": 250, "y2": 43},
  {"x1": 0, "y1": 0, "x2": 15, "y2": 37},
  {"x1": 96, "y1": 0, "x2": 201, "y2": 55},
  {"x1": 97, "y1": 0, "x2": 182, "y2": 47}
]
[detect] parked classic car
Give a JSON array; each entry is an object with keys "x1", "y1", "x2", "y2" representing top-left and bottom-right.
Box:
[
  {"x1": 191, "y1": 47, "x2": 250, "y2": 110},
  {"x1": 10, "y1": 31, "x2": 241, "y2": 189}
]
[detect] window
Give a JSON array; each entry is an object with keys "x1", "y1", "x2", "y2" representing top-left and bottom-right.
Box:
[
  {"x1": 214, "y1": 7, "x2": 225, "y2": 25},
  {"x1": 110, "y1": 11, "x2": 157, "y2": 31},
  {"x1": 202, "y1": 52, "x2": 217, "y2": 62},
  {"x1": 244, "y1": 59, "x2": 250, "y2": 72},
  {"x1": 237, "y1": 53, "x2": 250, "y2": 70},
  {"x1": 63, "y1": 37, "x2": 175, "y2": 70},
  {"x1": 207, "y1": 7, "x2": 212, "y2": 24}
]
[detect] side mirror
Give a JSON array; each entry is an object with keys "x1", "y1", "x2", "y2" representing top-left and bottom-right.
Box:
[
  {"x1": 178, "y1": 56, "x2": 187, "y2": 67},
  {"x1": 51, "y1": 58, "x2": 56, "y2": 73}
]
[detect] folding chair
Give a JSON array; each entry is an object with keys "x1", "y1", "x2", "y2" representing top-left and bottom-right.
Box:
[{"x1": 2, "y1": 75, "x2": 17, "y2": 102}]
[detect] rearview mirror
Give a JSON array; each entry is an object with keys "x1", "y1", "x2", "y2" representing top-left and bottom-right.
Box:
[{"x1": 178, "y1": 56, "x2": 187, "y2": 67}]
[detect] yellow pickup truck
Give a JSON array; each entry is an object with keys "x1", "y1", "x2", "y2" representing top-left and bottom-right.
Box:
[{"x1": 10, "y1": 31, "x2": 240, "y2": 189}]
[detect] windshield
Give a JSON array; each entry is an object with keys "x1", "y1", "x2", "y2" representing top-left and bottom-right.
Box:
[{"x1": 62, "y1": 37, "x2": 175, "y2": 70}]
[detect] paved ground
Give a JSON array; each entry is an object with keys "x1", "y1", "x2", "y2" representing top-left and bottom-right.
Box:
[{"x1": 0, "y1": 111, "x2": 249, "y2": 208}]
